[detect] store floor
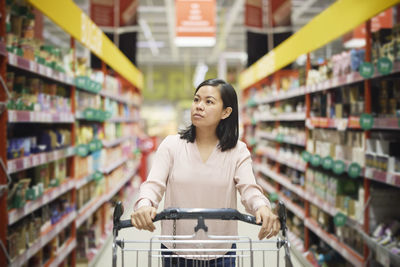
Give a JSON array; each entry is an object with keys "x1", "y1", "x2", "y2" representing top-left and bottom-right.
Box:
[{"x1": 94, "y1": 190, "x2": 304, "y2": 267}]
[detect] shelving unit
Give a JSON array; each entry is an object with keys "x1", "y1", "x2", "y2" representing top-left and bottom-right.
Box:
[
  {"x1": 0, "y1": 1, "x2": 144, "y2": 266},
  {"x1": 240, "y1": 2, "x2": 400, "y2": 266}
]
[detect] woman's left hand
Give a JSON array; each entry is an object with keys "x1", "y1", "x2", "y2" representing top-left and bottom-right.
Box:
[{"x1": 255, "y1": 206, "x2": 281, "y2": 240}]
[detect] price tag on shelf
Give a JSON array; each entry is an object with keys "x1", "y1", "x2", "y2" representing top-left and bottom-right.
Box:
[
  {"x1": 8, "y1": 110, "x2": 16, "y2": 122},
  {"x1": 47, "y1": 68, "x2": 53, "y2": 78},
  {"x1": 322, "y1": 156, "x2": 334, "y2": 170},
  {"x1": 29, "y1": 61, "x2": 35, "y2": 72},
  {"x1": 301, "y1": 151, "x2": 311, "y2": 163},
  {"x1": 310, "y1": 154, "x2": 321, "y2": 167},
  {"x1": 76, "y1": 144, "x2": 89, "y2": 157},
  {"x1": 39, "y1": 153, "x2": 46, "y2": 164},
  {"x1": 359, "y1": 62, "x2": 374, "y2": 78},
  {"x1": 32, "y1": 155, "x2": 39, "y2": 166},
  {"x1": 28, "y1": 111, "x2": 34, "y2": 122},
  {"x1": 334, "y1": 212, "x2": 347, "y2": 227},
  {"x1": 89, "y1": 140, "x2": 98, "y2": 152},
  {"x1": 333, "y1": 160, "x2": 346, "y2": 175},
  {"x1": 38, "y1": 64, "x2": 46, "y2": 75},
  {"x1": 387, "y1": 173, "x2": 395, "y2": 186},
  {"x1": 23, "y1": 157, "x2": 30, "y2": 169},
  {"x1": 335, "y1": 118, "x2": 348, "y2": 131},
  {"x1": 360, "y1": 113, "x2": 374, "y2": 130},
  {"x1": 364, "y1": 167, "x2": 373, "y2": 178},
  {"x1": 377, "y1": 57, "x2": 393, "y2": 75},
  {"x1": 332, "y1": 77, "x2": 339, "y2": 87},
  {"x1": 348, "y1": 162, "x2": 361, "y2": 179},
  {"x1": 8, "y1": 160, "x2": 16, "y2": 173}
]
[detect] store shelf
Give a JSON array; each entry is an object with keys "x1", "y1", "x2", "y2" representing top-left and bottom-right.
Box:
[
  {"x1": 76, "y1": 195, "x2": 103, "y2": 228},
  {"x1": 257, "y1": 165, "x2": 305, "y2": 197},
  {"x1": 372, "y1": 118, "x2": 400, "y2": 130},
  {"x1": 7, "y1": 146, "x2": 75, "y2": 174},
  {"x1": 359, "y1": 230, "x2": 400, "y2": 267},
  {"x1": 258, "y1": 180, "x2": 306, "y2": 220},
  {"x1": 287, "y1": 230, "x2": 305, "y2": 253},
  {"x1": 8, "y1": 110, "x2": 74, "y2": 123},
  {"x1": 364, "y1": 167, "x2": 400, "y2": 188},
  {"x1": 256, "y1": 146, "x2": 306, "y2": 172},
  {"x1": 100, "y1": 90, "x2": 140, "y2": 107},
  {"x1": 87, "y1": 223, "x2": 113, "y2": 267},
  {"x1": 7, "y1": 52, "x2": 74, "y2": 86},
  {"x1": 256, "y1": 164, "x2": 363, "y2": 229},
  {"x1": 9, "y1": 211, "x2": 77, "y2": 267},
  {"x1": 45, "y1": 237, "x2": 77, "y2": 267},
  {"x1": 8, "y1": 178, "x2": 75, "y2": 225},
  {"x1": 254, "y1": 112, "x2": 306, "y2": 122},
  {"x1": 256, "y1": 176, "x2": 277, "y2": 194},
  {"x1": 288, "y1": 231, "x2": 314, "y2": 267},
  {"x1": 76, "y1": 168, "x2": 136, "y2": 227},
  {"x1": 102, "y1": 136, "x2": 132, "y2": 148},
  {"x1": 107, "y1": 116, "x2": 140, "y2": 123},
  {"x1": 306, "y1": 117, "x2": 400, "y2": 131},
  {"x1": 256, "y1": 87, "x2": 307, "y2": 105},
  {"x1": 252, "y1": 65, "x2": 400, "y2": 106},
  {"x1": 75, "y1": 172, "x2": 97, "y2": 190},
  {"x1": 256, "y1": 175, "x2": 306, "y2": 220},
  {"x1": 99, "y1": 156, "x2": 128, "y2": 174},
  {"x1": 305, "y1": 218, "x2": 364, "y2": 267},
  {"x1": 303, "y1": 191, "x2": 362, "y2": 231},
  {"x1": 256, "y1": 131, "x2": 306, "y2": 147},
  {"x1": 75, "y1": 111, "x2": 105, "y2": 122}
]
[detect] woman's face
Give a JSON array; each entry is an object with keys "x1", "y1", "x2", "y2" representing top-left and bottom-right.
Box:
[{"x1": 191, "y1": 85, "x2": 231, "y2": 129}]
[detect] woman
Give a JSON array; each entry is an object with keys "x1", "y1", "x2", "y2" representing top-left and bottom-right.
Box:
[{"x1": 131, "y1": 79, "x2": 280, "y2": 266}]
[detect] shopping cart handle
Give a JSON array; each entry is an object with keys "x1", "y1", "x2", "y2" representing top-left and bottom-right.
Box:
[
  {"x1": 114, "y1": 205, "x2": 288, "y2": 231},
  {"x1": 152, "y1": 208, "x2": 262, "y2": 225}
]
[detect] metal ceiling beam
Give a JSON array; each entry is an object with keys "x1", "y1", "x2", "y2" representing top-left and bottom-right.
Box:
[
  {"x1": 165, "y1": 0, "x2": 178, "y2": 59},
  {"x1": 208, "y1": 0, "x2": 244, "y2": 64},
  {"x1": 292, "y1": 0, "x2": 319, "y2": 21}
]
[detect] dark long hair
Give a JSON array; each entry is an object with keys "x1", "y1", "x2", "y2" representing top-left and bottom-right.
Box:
[{"x1": 179, "y1": 79, "x2": 239, "y2": 151}]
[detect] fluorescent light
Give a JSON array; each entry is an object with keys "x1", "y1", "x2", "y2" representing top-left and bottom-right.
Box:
[
  {"x1": 175, "y1": 37, "x2": 216, "y2": 47},
  {"x1": 344, "y1": 38, "x2": 366, "y2": 49},
  {"x1": 137, "y1": 41, "x2": 165, "y2": 48}
]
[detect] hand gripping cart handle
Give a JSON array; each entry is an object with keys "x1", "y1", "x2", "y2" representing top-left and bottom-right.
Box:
[{"x1": 112, "y1": 201, "x2": 293, "y2": 267}]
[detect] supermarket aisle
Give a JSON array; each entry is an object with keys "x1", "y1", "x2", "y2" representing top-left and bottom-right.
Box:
[{"x1": 94, "y1": 191, "x2": 303, "y2": 267}]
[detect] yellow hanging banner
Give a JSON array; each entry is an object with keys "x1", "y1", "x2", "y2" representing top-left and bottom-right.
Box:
[
  {"x1": 239, "y1": 0, "x2": 400, "y2": 90},
  {"x1": 28, "y1": 0, "x2": 143, "y2": 90}
]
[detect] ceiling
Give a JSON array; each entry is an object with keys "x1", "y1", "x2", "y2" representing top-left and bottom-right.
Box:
[{"x1": 43, "y1": 0, "x2": 340, "y2": 69}]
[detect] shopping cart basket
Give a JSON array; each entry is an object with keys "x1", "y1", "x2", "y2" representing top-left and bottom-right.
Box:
[{"x1": 112, "y1": 201, "x2": 293, "y2": 267}]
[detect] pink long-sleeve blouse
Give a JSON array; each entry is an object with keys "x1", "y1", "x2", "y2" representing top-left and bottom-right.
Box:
[{"x1": 134, "y1": 134, "x2": 270, "y2": 256}]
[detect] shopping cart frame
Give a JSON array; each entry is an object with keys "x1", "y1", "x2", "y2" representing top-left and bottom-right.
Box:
[{"x1": 112, "y1": 201, "x2": 293, "y2": 267}]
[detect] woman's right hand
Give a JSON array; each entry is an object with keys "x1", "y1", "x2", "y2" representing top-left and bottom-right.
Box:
[{"x1": 131, "y1": 206, "x2": 157, "y2": 232}]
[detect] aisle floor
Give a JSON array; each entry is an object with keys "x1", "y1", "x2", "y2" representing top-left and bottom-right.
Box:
[{"x1": 93, "y1": 190, "x2": 304, "y2": 267}]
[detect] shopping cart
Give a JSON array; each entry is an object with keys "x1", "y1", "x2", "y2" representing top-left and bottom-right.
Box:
[{"x1": 112, "y1": 201, "x2": 293, "y2": 267}]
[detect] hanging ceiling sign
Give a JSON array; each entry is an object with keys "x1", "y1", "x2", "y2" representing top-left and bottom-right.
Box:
[
  {"x1": 270, "y1": 0, "x2": 291, "y2": 27},
  {"x1": 175, "y1": 0, "x2": 216, "y2": 47},
  {"x1": 245, "y1": 0, "x2": 263, "y2": 28},
  {"x1": 90, "y1": 0, "x2": 138, "y2": 27}
]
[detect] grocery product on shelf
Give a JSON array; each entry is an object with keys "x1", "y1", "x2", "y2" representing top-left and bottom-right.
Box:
[
  {"x1": 0, "y1": 1, "x2": 144, "y2": 266},
  {"x1": 240, "y1": 4, "x2": 400, "y2": 266}
]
